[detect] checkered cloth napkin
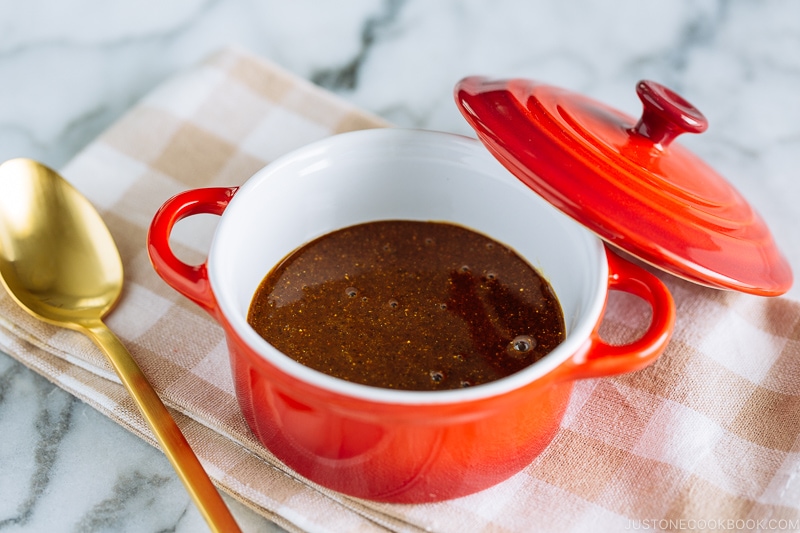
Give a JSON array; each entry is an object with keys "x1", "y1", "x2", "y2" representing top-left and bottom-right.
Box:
[{"x1": 2, "y1": 47, "x2": 799, "y2": 533}]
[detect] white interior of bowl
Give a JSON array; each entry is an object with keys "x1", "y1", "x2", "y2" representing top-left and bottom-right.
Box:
[{"x1": 209, "y1": 128, "x2": 607, "y2": 404}]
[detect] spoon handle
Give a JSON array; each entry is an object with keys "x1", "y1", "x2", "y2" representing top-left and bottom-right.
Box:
[{"x1": 85, "y1": 321, "x2": 241, "y2": 533}]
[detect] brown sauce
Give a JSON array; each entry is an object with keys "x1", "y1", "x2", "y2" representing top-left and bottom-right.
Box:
[{"x1": 247, "y1": 220, "x2": 565, "y2": 391}]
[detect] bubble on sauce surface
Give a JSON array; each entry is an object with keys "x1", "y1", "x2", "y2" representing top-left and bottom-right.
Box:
[
  {"x1": 388, "y1": 299, "x2": 399, "y2": 308},
  {"x1": 508, "y1": 335, "x2": 537, "y2": 358},
  {"x1": 345, "y1": 287, "x2": 358, "y2": 298},
  {"x1": 430, "y1": 370, "x2": 445, "y2": 383}
]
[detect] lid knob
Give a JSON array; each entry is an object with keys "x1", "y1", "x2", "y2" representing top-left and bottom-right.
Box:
[{"x1": 631, "y1": 80, "x2": 708, "y2": 149}]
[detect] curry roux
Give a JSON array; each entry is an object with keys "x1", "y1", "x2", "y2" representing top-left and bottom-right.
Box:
[{"x1": 247, "y1": 220, "x2": 566, "y2": 391}]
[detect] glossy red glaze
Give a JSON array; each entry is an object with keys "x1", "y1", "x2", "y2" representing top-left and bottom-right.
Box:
[
  {"x1": 553, "y1": 250, "x2": 675, "y2": 382},
  {"x1": 455, "y1": 77, "x2": 793, "y2": 296},
  {"x1": 147, "y1": 185, "x2": 675, "y2": 502}
]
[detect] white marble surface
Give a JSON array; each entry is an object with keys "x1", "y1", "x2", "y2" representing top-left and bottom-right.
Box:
[{"x1": 1, "y1": 1, "x2": 799, "y2": 531}]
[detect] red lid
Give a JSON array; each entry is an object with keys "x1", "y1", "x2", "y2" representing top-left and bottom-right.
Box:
[{"x1": 455, "y1": 77, "x2": 793, "y2": 296}]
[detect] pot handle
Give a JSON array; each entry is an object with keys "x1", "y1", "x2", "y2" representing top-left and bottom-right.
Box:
[
  {"x1": 555, "y1": 248, "x2": 675, "y2": 382},
  {"x1": 147, "y1": 187, "x2": 238, "y2": 319}
]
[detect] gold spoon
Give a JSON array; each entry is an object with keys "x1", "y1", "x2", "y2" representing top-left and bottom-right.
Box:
[{"x1": 0, "y1": 158, "x2": 240, "y2": 533}]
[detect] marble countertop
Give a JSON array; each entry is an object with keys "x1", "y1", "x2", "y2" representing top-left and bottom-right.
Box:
[{"x1": 2, "y1": 1, "x2": 799, "y2": 531}]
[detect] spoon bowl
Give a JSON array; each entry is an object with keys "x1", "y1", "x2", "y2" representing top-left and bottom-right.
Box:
[
  {"x1": 0, "y1": 159, "x2": 121, "y2": 327},
  {"x1": 0, "y1": 158, "x2": 240, "y2": 533}
]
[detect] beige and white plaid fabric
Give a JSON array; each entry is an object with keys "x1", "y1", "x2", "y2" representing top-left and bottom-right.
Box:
[{"x1": 1, "y1": 47, "x2": 799, "y2": 533}]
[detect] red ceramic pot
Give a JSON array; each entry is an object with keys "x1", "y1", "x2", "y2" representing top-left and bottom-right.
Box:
[{"x1": 148, "y1": 128, "x2": 675, "y2": 503}]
